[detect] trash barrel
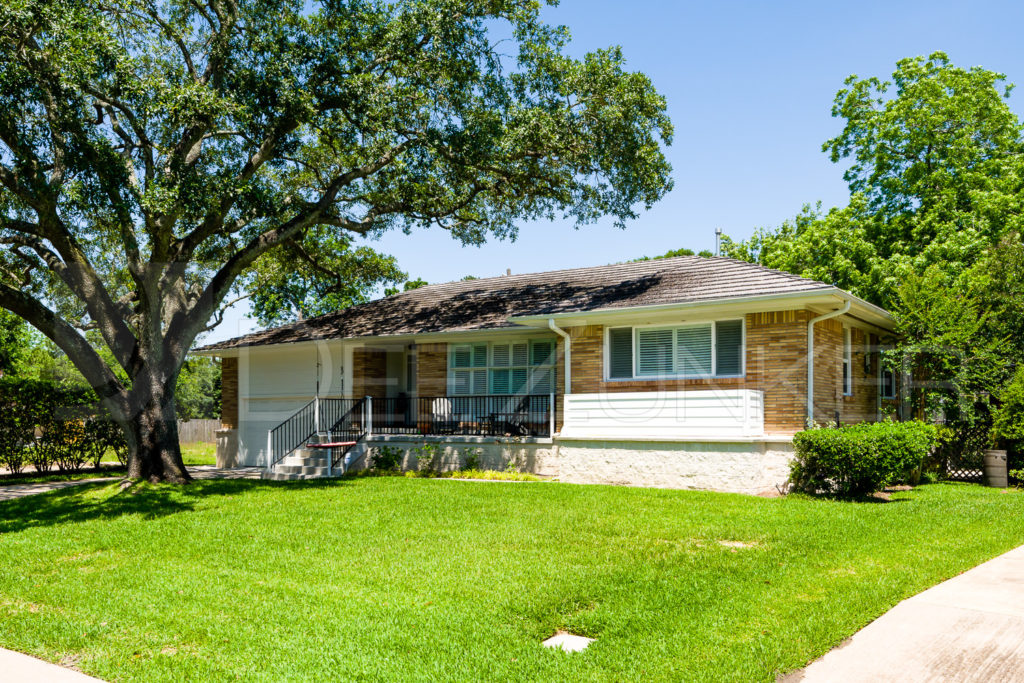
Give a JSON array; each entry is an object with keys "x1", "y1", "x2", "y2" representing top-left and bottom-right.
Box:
[{"x1": 984, "y1": 449, "x2": 1008, "y2": 488}]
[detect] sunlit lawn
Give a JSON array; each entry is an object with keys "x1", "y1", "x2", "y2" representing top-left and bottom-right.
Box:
[{"x1": 1, "y1": 478, "x2": 1023, "y2": 681}]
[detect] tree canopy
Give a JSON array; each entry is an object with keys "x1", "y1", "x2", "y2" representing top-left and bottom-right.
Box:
[
  {"x1": 0, "y1": 0, "x2": 673, "y2": 481},
  {"x1": 723, "y1": 52, "x2": 1024, "y2": 452}
]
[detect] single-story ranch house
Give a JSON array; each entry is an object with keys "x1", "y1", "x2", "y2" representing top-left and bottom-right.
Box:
[{"x1": 194, "y1": 256, "x2": 901, "y2": 494}]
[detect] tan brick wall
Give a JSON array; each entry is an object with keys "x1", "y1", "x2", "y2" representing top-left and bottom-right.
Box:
[
  {"x1": 416, "y1": 343, "x2": 448, "y2": 396},
  {"x1": 220, "y1": 357, "x2": 238, "y2": 429},
  {"x1": 843, "y1": 329, "x2": 880, "y2": 424},
  {"x1": 812, "y1": 324, "x2": 883, "y2": 425},
  {"x1": 560, "y1": 309, "x2": 876, "y2": 436},
  {"x1": 812, "y1": 318, "x2": 842, "y2": 424},
  {"x1": 353, "y1": 347, "x2": 388, "y2": 398},
  {"x1": 748, "y1": 310, "x2": 812, "y2": 434}
]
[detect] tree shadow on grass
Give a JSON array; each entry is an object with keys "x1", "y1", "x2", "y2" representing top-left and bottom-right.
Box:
[{"x1": 0, "y1": 478, "x2": 352, "y2": 535}]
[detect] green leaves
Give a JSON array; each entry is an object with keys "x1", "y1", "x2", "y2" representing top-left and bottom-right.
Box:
[
  {"x1": 0, "y1": 0, "x2": 671, "y2": 386},
  {"x1": 247, "y1": 228, "x2": 406, "y2": 326},
  {"x1": 790, "y1": 421, "x2": 938, "y2": 497},
  {"x1": 824, "y1": 52, "x2": 1021, "y2": 228}
]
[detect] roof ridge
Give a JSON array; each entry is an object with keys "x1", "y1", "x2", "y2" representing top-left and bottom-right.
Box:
[{"x1": 194, "y1": 255, "x2": 843, "y2": 352}]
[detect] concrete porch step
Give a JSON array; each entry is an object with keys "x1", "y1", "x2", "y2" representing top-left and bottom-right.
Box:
[
  {"x1": 263, "y1": 471, "x2": 325, "y2": 481},
  {"x1": 278, "y1": 455, "x2": 330, "y2": 468},
  {"x1": 273, "y1": 464, "x2": 331, "y2": 476}
]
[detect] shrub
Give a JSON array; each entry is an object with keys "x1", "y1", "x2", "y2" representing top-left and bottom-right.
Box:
[
  {"x1": 0, "y1": 383, "x2": 35, "y2": 474},
  {"x1": 370, "y1": 445, "x2": 403, "y2": 472},
  {"x1": 0, "y1": 378, "x2": 117, "y2": 473},
  {"x1": 414, "y1": 442, "x2": 441, "y2": 473},
  {"x1": 39, "y1": 418, "x2": 88, "y2": 472},
  {"x1": 789, "y1": 420, "x2": 938, "y2": 497},
  {"x1": 82, "y1": 416, "x2": 116, "y2": 469},
  {"x1": 462, "y1": 447, "x2": 481, "y2": 471}
]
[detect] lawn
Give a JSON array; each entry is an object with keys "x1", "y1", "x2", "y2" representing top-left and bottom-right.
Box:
[{"x1": 1, "y1": 479, "x2": 1023, "y2": 681}]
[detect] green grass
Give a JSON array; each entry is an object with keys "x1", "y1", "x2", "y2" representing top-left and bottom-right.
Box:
[
  {"x1": 179, "y1": 442, "x2": 216, "y2": 466},
  {"x1": 1, "y1": 479, "x2": 1023, "y2": 681}
]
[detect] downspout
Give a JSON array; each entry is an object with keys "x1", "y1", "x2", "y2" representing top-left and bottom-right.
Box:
[
  {"x1": 547, "y1": 318, "x2": 572, "y2": 395},
  {"x1": 807, "y1": 298, "x2": 851, "y2": 425}
]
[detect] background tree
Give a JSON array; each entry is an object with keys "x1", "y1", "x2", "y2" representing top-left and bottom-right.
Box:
[
  {"x1": 383, "y1": 277, "x2": 428, "y2": 297},
  {"x1": 723, "y1": 52, "x2": 1024, "y2": 453},
  {"x1": 631, "y1": 246, "x2": 712, "y2": 261},
  {"x1": 725, "y1": 52, "x2": 1024, "y2": 306},
  {"x1": 0, "y1": 311, "x2": 28, "y2": 377}
]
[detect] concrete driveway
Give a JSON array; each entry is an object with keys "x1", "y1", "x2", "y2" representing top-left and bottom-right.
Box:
[{"x1": 788, "y1": 544, "x2": 1024, "y2": 682}]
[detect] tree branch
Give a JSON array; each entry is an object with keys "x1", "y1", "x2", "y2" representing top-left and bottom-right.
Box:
[{"x1": 0, "y1": 283, "x2": 125, "y2": 402}]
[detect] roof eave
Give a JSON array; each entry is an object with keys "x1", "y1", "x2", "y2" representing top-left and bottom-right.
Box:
[{"x1": 508, "y1": 288, "x2": 895, "y2": 330}]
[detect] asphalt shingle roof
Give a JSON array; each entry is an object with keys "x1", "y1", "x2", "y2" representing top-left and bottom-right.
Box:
[{"x1": 196, "y1": 256, "x2": 834, "y2": 351}]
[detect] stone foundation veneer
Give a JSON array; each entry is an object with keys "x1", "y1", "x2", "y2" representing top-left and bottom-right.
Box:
[
  {"x1": 555, "y1": 437, "x2": 794, "y2": 496},
  {"x1": 349, "y1": 435, "x2": 794, "y2": 496}
]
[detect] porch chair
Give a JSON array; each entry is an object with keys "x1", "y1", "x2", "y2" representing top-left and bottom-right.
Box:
[{"x1": 431, "y1": 397, "x2": 460, "y2": 434}]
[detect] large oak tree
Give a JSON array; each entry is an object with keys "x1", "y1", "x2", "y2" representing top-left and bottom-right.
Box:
[{"x1": 0, "y1": 0, "x2": 673, "y2": 482}]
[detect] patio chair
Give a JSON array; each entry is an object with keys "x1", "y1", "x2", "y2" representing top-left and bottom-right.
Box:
[
  {"x1": 431, "y1": 397, "x2": 459, "y2": 434},
  {"x1": 501, "y1": 396, "x2": 532, "y2": 436}
]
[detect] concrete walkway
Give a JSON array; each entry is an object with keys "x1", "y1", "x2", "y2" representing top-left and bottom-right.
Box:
[
  {"x1": 0, "y1": 466, "x2": 264, "y2": 502},
  {"x1": 790, "y1": 544, "x2": 1024, "y2": 682},
  {"x1": 0, "y1": 477, "x2": 122, "y2": 502},
  {"x1": 0, "y1": 648, "x2": 104, "y2": 681}
]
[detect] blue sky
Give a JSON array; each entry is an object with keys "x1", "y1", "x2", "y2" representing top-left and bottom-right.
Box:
[{"x1": 206, "y1": 0, "x2": 1024, "y2": 343}]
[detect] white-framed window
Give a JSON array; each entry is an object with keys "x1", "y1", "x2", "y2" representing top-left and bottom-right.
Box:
[
  {"x1": 842, "y1": 327, "x2": 853, "y2": 396},
  {"x1": 605, "y1": 319, "x2": 745, "y2": 380},
  {"x1": 448, "y1": 339, "x2": 555, "y2": 396},
  {"x1": 879, "y1": 366, "x2": 896, "y2": 399}
]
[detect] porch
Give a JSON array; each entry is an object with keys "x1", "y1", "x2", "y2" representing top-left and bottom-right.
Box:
[{"x1": 266, "y1": 393, "x2": 557, "y2": 473}]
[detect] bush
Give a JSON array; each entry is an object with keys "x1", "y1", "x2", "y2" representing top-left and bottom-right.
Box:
[
  {"x1": 414, "y1": 442, "x2": 441, "y2": 473},
  {"x1": 789, "y1": 420, "x2": 938, "y2": 497},
  {"x1": 462, "y1": 448, "x2": 481, "y2": 471},
  {"x1": 38, "y1": 418, "x2": 88, "y2": 472},
  {"x1": 0, "y1": 377, "x2": 119, "y2": 473},
  {"x1": 0, "y1": 382, "x2": 36, "y2": 474},
  {"x1": 370, "y1": 445, "x2": 403, "y2": 472}
]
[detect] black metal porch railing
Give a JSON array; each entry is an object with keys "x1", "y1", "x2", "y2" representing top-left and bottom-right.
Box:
[
  {"x1": 326, "y1": 397, "x2": 368, "y2": 471},
  {"x1": 267, "y1": 394, "x2": 555, "y2": 469},
  {"x1": 268, "y1": 397, "x2": 363, "y2": 467},
  {"x1": 370, "y1": 394, "x2": 553, "y2": 438}
]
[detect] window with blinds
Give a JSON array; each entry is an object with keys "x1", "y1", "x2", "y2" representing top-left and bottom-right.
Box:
[
  {"x1": 449, "y1": 339, "x2": 555, "y2": 395},
  {"x1": 607, "y1": 327, "x2": 634, "y2": 379},
  {"x1": 609, "y1": 319, "x2": 744, "y2": 379}
]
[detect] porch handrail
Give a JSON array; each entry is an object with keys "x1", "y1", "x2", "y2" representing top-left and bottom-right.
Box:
[
  {"x1": 267, "y1": 397, "x2": 361, "y2": 468},
  {"x1": 267, "y1": 399, "x2": 316, "y2": 468},
  {"x1": 369, "y1": 394, "x2": 554, "y2": 438},
  {"x1": 326, "y1": 397, "x2": 368, "y2": 472}
]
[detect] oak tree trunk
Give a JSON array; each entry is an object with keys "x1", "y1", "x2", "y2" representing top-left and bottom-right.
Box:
[{"x1": 122, "y1": 377, "x2": 192, "y2": 484}]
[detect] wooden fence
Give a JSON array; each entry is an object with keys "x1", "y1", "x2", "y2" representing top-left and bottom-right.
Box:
[{"x1": 177, "y1": 419, "x2": 220, "y2": 444}]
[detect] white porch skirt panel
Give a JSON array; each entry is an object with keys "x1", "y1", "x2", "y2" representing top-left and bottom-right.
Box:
[{"x1": 560, "y1": 389, "x2": 764, "y2": 440}]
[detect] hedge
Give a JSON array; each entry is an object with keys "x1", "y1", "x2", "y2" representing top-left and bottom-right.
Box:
[
  {"x1": 789, "y1": 420, "x2": 938, "y2": 497},
  {"x1": 0, "y1": 378, "x2": 127, "y2": 474}
]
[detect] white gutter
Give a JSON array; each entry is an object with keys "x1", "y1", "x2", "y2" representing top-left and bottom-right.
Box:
[
  {"x1": 547, "y1": 318, "x2": 572, "y2": 395},
  {"x1": 511, "y1": 287, "x2": 893, "y2": 326},
  {"x1": 807, "y1": 298, "x2": 851, "y2": 424}
]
